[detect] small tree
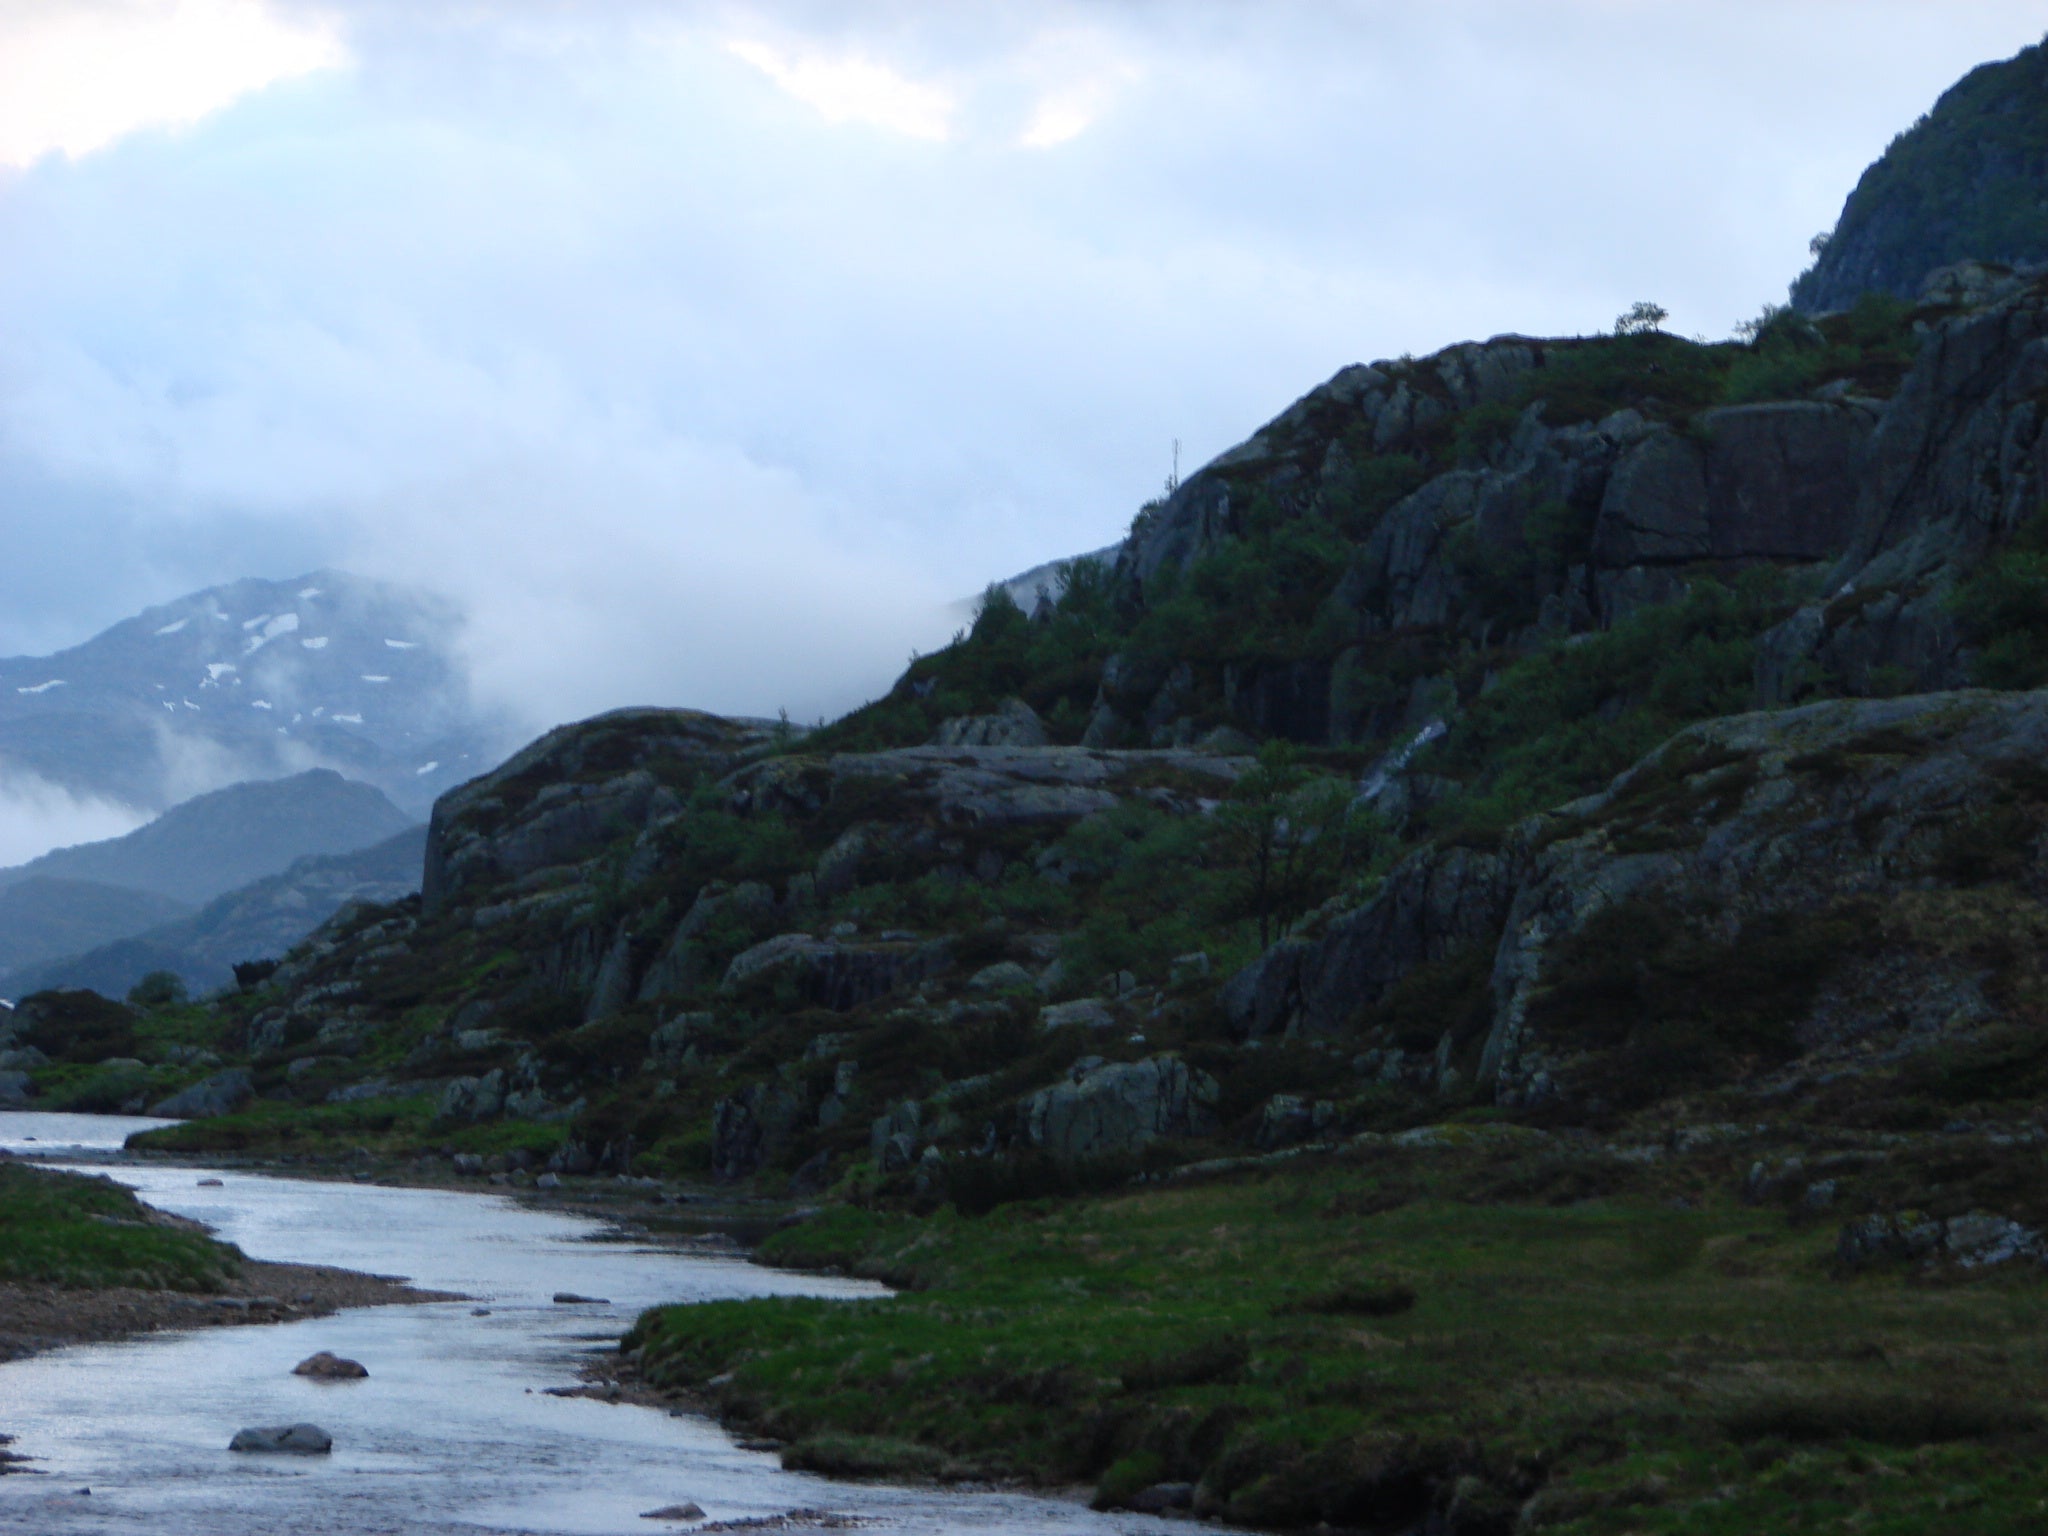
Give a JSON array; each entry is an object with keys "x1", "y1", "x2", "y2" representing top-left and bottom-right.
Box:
[
  {"x1": 1613, "y1": 300, "x2": 1669, "y2": 337},
  {"x1": 1216, "y1": 741, "x2": 1381, "y2": 946},
  {"x1": 127, "y1": 970, "x2": 187, "y2": 1010}
]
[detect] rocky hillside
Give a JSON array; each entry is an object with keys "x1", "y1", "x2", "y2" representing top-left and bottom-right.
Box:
[
  {"x1": 1793, "y1": 32, "x2": 2048, "y2": 313},
  {"x1": 37, "y1": 189, "x2": 2048, "y2": 1536},
  {"x1": 73, "y1": 267, "x2": 2046, "y2": 1199}
]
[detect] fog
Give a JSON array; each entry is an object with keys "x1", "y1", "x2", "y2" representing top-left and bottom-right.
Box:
[{"x1": 2, "y1": 1, "x2": 2044, "y2": 744}]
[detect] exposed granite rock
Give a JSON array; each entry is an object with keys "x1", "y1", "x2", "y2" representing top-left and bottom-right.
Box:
[
  {"x1": 424, "y1": 708, "x2": 777, "y2": 909},
  {"x1": 148, "y1": 1068, "x2": 253, "y2": 1119},
  {"x1": 932, "y1": 698, "x2": 1048, "y2": 748},
  {"x1": 1023, "y1": 1054, "x2": 1219, "y2": 1161}
]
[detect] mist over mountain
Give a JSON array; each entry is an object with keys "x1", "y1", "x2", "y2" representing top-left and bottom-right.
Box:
[
  {"x1": 0, "y1": 825, "x2": 426, "y2": 1003},
  {"x1": 0, "y1": 569, "x2": 521, "y2": 825},
  {"x1": 0, "y1": 878, "x2": 192, "y2": 977},
  {"x1": 0, "y1": 768, "x2": 413, "y2": 909}
]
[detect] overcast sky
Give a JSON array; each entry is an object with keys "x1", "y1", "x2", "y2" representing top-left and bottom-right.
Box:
[{"x1": 2, "y1": 0, "x2": 2045, "y2": 738}]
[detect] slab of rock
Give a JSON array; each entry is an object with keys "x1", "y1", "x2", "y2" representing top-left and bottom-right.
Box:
[
  {"x1": 640, "y1": 1503, "x2": 706, "y2": 1522},
  {"x1": 1037, "y1": 998, "x2": 1114, "y2": 1032},
  {"x1": 292, "y1": 1351, "x2": 368, "y2": 1380},
  {"x1": 229, "y1": 1423, "x2": 333, "y2": 1455},
  {"x1": 1024, "y1": 1053, "x2": 1220, "y2": 1161},
  {"x1": 148, "y1": 1068, "x2": 253, "y2": 1120},
  {"x1": 552, "y1": 1292, "x2": 610, "y2": 1305}
]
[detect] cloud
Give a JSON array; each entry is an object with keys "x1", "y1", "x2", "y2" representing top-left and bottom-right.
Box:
[
  {"x1": 0, "y1": 771, "x2": 146, "y2": 868},
  {"x1": 726, "y1": 36, "x2": 956, "y2": 141},
  {"x1": 2, "y1": 0, "x2": 2047, "y2": 750},
  {"x1": 0, "y1": 0, "x2": 344, "y2": 169}
]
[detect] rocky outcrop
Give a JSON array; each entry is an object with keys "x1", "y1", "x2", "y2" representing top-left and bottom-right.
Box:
[
  {"x1": 423, "y1": 708, "x2": 777, "y2": 909},
  {"x1": 148, "y1": 1068, "x2": 253, "y2": 1119},
  {"x1": 932, "y1": 698, "x2": 1048, "y2": 748},
  {"x1": 712, "y1": 1081, "x2": 803, "y2": 1181},
  {"x1": 1760, "y1": 273, "x2": 2048, "y2": 700},
  {"x1": 1592, "y1": 402, "x2": 1875, "y2": 567},
  {"x1": 1222, "y1": 685, "x2": 2048, "y2": 1112},
  {"x1": 722, "y1": 933, "x2": 950, "y2": 1012},
  {"x1": 1023, "y1": 1054, "x2": 1219, "y2": 1161},
  {"x1": 1224, "y1": 844, "x2": 1520, "y2": 1039}
]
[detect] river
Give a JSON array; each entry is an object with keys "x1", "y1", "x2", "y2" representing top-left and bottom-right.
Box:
[{"x1": 0, "y1": 1113, "x2": 1211, "y2": 1535}]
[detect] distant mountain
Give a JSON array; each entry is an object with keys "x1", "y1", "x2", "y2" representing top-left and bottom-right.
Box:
[
  {"x1": 1, "y1": 825, "x2": 426, "y2": 1001},
  {"x1": 1793, "y1": 33, "x2": 2048, "y2": 312},
  {"x1": 0, "y1": 877, "x2": 191, "y2": 975},
  {"x1": 0, "y1": 569, "x2": 519, "y2": 816},
  {"x1": 0, "y1": 769, "x2": 414, "y2": 908}
]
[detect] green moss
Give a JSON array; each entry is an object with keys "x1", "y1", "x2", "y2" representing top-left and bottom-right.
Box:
[
  {"x1": 625, "y1": 1164, "x2": 2048, "y2": 1531},
  {"x1": 0, "y1": 1163, "x2": 240, "y2": 1292},
  {"x1": 1530, "y1": 897, "x2": 1869, "y2": 1106}
]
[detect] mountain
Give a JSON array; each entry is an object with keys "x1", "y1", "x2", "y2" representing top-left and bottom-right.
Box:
[
  {"x1": 1792, "y1": 32, "x2": 2048, "y2": 312},
  {"x1": 0, "y1": 825, "x2": 426, "y2": 1002},
  {"x1": 0, "y1": 877, "x2": 191, "y2": 975},
  {"x1": 130, "y1": 265, "x2": 2048, "y2": 1169},
  {"x1": 61, "y1": 49, "x2": 2048, "y2": 1527},
  {"x1": 0, "y1": 569, "x2": 519, "y2": 816},
  {"x1": 0, "y1": 768, "x2": 414, "y2": 908}
]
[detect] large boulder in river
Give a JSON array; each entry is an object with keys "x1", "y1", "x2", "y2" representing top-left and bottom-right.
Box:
[
  {"x1": 1024, "y1": 1054, "x2": 1219, "y2": 1162},
  {"x1": 292, "y1": 1351, "x2": 368, "y2": 1380},
  {"x1": 148, "y1": 1068, "x2": 252, "y2": 1119},
  {"x1": 229, "y1": 1423, "x2": 333, "y2": 1454}
]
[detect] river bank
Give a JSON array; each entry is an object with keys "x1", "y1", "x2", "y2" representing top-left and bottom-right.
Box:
[
  {"x1": 0, "y1": 1146, "x2": 1202, "y2": 1535},
  {"x1": 0, "y1": 1258, "x2": 453, "y2": 1371}
]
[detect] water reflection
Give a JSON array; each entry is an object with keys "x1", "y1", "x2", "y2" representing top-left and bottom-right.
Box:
[{"x1": 0, "y1": 1154, "x2": 1217, "y2": 1534}]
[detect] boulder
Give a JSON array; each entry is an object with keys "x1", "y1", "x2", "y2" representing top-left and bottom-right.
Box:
[
  {"x1": 292, "y1": 1351, "x2": 368, "y2": 1380},
  {"x1": 1037, "y1": 999, "x2": 1115, "y2": 1032},
  {"x1": 229, "y1": 1424, "x2": 333, "y2": 1455},
  {"x1": 723, "y1": 933, "x2": 947, "y2": 1012},
  {"x1": 932, "y1": 698, "x2": 1049, "y2": 748},
  {"x1": 148, "y1": 1068, "x2": 252, "y2": 1120},
  {"x1": 437, "y1": 1070, "x2": 506, "y2": 1123},
  {"x1": 553, "y1": 1292, "x2": 610, "y2": 1305},
  {"x1": 640, "y1": 1504, "x2": 706, "y2": 1522},
  {"x1": 1023, "y1": 1054, "x2": 1220, "y2": 1161},
  {"x1": 968, "y1": 961, "x2": 1034, "y2": 993}
]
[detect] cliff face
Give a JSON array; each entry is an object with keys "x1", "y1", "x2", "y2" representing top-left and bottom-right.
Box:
[
  {"x1": 1792, "y1": 34, "x2": 2048, "y2": 314},
  {"x1": 81, "y1": 204, "x2": 2048, "y2": 1218}
]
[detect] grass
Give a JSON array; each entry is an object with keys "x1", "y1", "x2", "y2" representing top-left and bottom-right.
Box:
[
  {"x1": 625, "y1": 1155, "x2": 2048, "y2": 1531},
  {"x1": 0, "y1": 1162, "x2": 240, "y2": 1292}
]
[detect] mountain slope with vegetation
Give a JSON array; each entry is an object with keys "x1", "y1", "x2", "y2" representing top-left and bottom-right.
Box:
[
  {"x1": 44, "y1": 63, "x2": 2048, "y2": 1524},
  {"x1": 1793, "y1": 32, "x2": 2048, "y2": 313},
  {"x1": 70, "y1": 267, "x2": 2048, "y2": 1527}
]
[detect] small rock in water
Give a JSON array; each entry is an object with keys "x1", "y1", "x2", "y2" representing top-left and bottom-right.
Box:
[
  {"x1": 552, "y1": 1292, "x2": 610, "y2": 1305},
  {"x1": 229, "y1": 1424, "x2": 333, "y2": 1455},
  {"x1": 292, "y1": 1351, "x2": 368, "y2": 1380},
  {"x1": 640, "y1": 1502, "x2": 705, "y2": 1522},
  {"x1": 196, "y1": 1178, "x2": 223, "y2": 1187},
  {"x1": 470, "y1": 1306, "x2": 492, "y2": 1316}
]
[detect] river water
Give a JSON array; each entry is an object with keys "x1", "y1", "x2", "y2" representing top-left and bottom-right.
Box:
[{"x1": 0, "y1": 1113, "x2": 1209, "y2": 1535}]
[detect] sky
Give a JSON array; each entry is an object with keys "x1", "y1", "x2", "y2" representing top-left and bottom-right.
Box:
[{"x1": 2, "y1": 0, "x2": 2046, "y2": 752}]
